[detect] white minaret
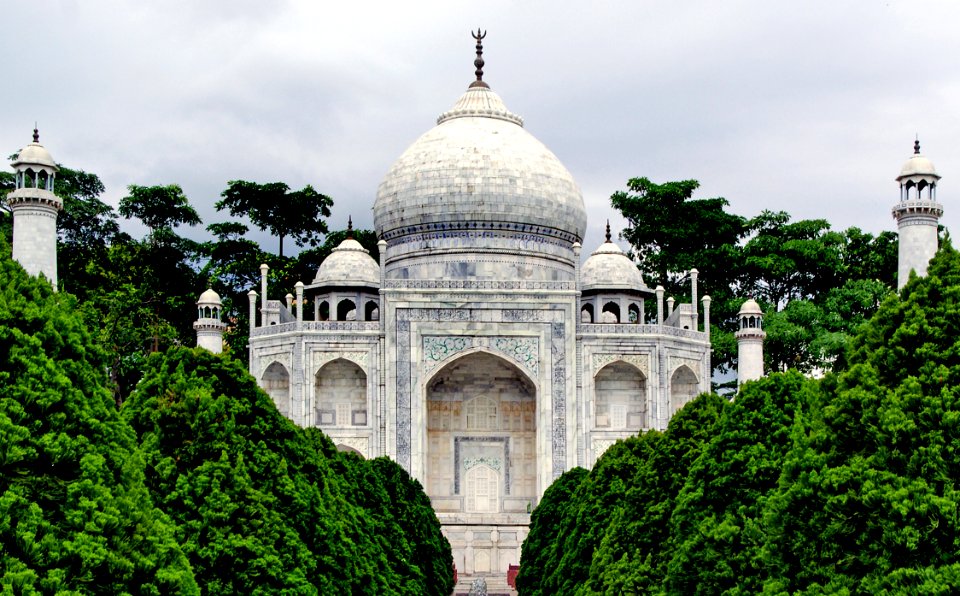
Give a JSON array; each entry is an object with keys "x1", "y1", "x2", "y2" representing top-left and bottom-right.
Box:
[
  {"x1": 736, "y1": 298, "x2": 765, "y2": 387},
  {"x1": 893, "y1": 139, "x2": 943, "y2": 290},
  {"x1": 7, "y1": 128, "x2": 62, "y2": 288},
  {"x1": 194, "y1": 288, "x2": 226, "y2": 353}
]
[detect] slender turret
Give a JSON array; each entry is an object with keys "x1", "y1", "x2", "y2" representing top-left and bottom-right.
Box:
[
  {"x1": 893, "y1": 139, "x2": 943, "y2": 289},
  {"x1": 736, "y1": 299, "x2": 765, "y2": 386},
  {"x1": 7, "y1": 128, "x2": 62, "y2": 287}
]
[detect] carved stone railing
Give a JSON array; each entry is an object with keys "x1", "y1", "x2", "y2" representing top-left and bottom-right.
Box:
[
  {"x1": 579, "y1": 323, "x2": 707, "y2": 341},
  {"x1": 250, "y1": 321, "x2": 380, "y2": 337}
]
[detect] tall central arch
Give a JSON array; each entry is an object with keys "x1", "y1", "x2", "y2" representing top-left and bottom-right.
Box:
[{"x1": 425, "y1": 351, "x2": 537, "y2": 514}]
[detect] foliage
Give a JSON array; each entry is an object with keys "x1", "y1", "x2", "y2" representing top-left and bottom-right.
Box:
[
  {"x1": 515, "y1": 466, "x2": 588, "y2": 596},
  {"x1": 587, "y1": 392, "x2": 727, "y2": 594},
  {"x1": 119, "y1": 184, "x2": 201, "y2": 235},
  {"x1": 521, "y1": 244, "x2": 960, "y2": 594},
  {"x1": 663, "y1": 372, "x2": 816, "y2": 594},
  {"x1": 217, "y1": 180, "x2": 333, "y2": 257},
  {"x1": 0, "y1": 246, "x2": 198, "y2": 594},
  {"x1": 610, "y1": 179, "x2": 897, "y2": 377},
  {"x1": 517, "y1": 393, "x2": 726, "y2": 596},
  {"x1": 122, "y1": 346, "x2": 453, "y2": 595}
]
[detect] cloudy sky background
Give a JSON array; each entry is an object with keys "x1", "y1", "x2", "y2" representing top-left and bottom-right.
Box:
[{"x1": 4, "y1": 1, "x2": 960, "y2": 258}]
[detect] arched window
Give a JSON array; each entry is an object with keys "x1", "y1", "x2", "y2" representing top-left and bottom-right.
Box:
[
  {"x1": 670, "y1": 365, "x2": 700, "y2": 415},
  {"x1": 315, "y1": 359, "x2": 367, "y2": 427},
  {"x1": 628, "y1": 303, "x2": 641, "y2": 324},
  {"x1": 595, "y1": 361, "x2": 646, "y2": 430},
  {"x1": 365, "y1": 300, "x2": 379, "y2": 321},
  {"x1": 337, "y1": 299, "x2": 356, "y2": 321},
  {"x1": 601, "y1": 301, "x2": 620, "y2": 323},
  {"x1": 318, "y1": 300, "x2": 330, "y2": 321},
  {"x1": 261, "y1": 362, "x2": 290, "y2": 417},
  {"x1": 580, "y1": 303, "x2": 594, "y2": 323}
]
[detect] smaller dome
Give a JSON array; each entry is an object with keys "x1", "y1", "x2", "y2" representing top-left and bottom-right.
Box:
[
  {"x1": 580, "y1": 231, "x2": 646, "y2": 293},
  {"x1": 197, "y1": 288, "x2": 222, "y2": 306},
  {"x1": 312, "y1": 237, "x2": 380, "y2": 288},
  {"x1": 12, "y1": 129, "x2": 57, "y2": 170},
  {"x1": 897, "y1": 140, "x2": 939, "y2": 181},
  {"x1": 738, "y1": 298, "x2": 762, "y2": 316}
]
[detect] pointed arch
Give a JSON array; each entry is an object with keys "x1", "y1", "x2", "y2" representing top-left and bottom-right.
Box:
[
  {"x1": 261, "y1": 361, "x2": 290, "y2": 417},
  {"x1": 315, "y1": 358, "x2": 367, "y2": 427},
  {"x1": 601, "y1": 301, "x2": 620, "y2": 323},
  {"x1": 594, "y1": 361, "x2": 646, "y2": 430},
  {"x1": 337, "y1": 299, "x2": 356, "y2": 321},
  {"x1": 580, "y1": 303, "x2": 595, "y2": 323},
  {"x1": 670, "y1": 365, "x2": 700, "y2": 415}
]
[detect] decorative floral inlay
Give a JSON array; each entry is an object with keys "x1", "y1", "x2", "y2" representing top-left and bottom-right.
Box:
[
  {"x1": 313, "y1": 351, "x2": 368, "y2": 373},
  {"x1": 493, "y1": 337, "x2": 539, "y2": 375},
  {"x1": 423, "y1": 336, "x2": 474, "y2": 372},
  {"x1": 335, "y1": 436, "x2": 369, "y2": 458},
  {"x1": 592, "y1": 353, "x2": 649, "y2": 379},
  {"x1": 422, "y1": 336, "x2": 539, "y2": 376},
  {"x1": 464, "y1": 457, "x2": 502, "y2": 471},
  {"x1": 592, "y1": 438, "x2": 618, "y2": 459}
]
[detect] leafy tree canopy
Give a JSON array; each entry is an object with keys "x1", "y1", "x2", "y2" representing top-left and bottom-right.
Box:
[
  {"x1": 217, "y1": 180, "x2": 333, "y2": 257},
  {"x1": 119, "y1": 184, "x2": 201, "y2": 234},
  {"x1": 0, "y1": 243, "x2": 198, "y2": 594}
]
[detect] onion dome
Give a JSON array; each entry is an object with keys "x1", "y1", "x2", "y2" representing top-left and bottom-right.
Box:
[
  {"x1": 197, "y1": 288, "x2": 222, "y2": 307},
  {"x1": 312, "y1": 225, "x2": 380, "y2": 289},
  {"x1": 373, "y1": 34, "x2": 586, "y2": 254},
  {"x1": 580, "y1": 222, "x2": 646, "y2": 293},
  {"x1": 897, "y1": 139, "x2": 939, "y2": 183},
  {"x1": 12, "y1": 128, "x2": 57, "y2": 171}
]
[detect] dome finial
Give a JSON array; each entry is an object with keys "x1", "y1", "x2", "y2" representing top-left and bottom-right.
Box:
[
  {"x1": 33, "y1": 124, "x2": 39, "y2": 143},
  {"x1": 914, "y1": 136, "x2": 921, "y2": 155},
  {"x1": 469, "y1": 29, "x2": 489, "y2": 89},
  {"x1": 347, "y1": 215, "x2": 354, "y2": 239},
  {"x1": 605, "y1": 219, "x2": 612, "y2": 242}
]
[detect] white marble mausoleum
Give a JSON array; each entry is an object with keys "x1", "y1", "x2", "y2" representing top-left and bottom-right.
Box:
[{"x1": 245, "y1": 51, "x2": 712, "y2": 580}]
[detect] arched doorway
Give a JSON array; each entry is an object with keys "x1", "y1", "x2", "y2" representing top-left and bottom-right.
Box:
[
  {"x1": 594, "y1": 361, "x2": 646, "y2": 430},
  {"x1": 670, "y1": 365, "x2": 700, "y2": 415},
  {"x1": 262, "y1": 362, "x2": 290, "y2": 417},
  {"x1": 315, "y1": 359, "x2": 367, "y2": 427},
  {"x1": 425, "y1": 351, "x2": 536, "y2": 514}
]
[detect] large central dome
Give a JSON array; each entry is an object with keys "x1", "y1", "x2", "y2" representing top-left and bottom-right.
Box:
[
  {"x1": 374, "y1": 84, "x2": 586, "y2": 243},
  {"x1": 373, "y1": 76, "x2": 587, "y2": 282}
]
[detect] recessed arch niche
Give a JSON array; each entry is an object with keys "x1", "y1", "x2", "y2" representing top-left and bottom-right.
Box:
[
  {"x1": 425, "y1": 351, "x2": 537, "y2": 514},
  {"x1": 315, "y1": 358, "x2": 367, "y2": 427},
  {"x1": 594, "y1": 361, "x2": 646, "y2": 430},
  {"x1": 670, "y1": 365, "x2": 700, "y2": 415},
  {"x1": 261, "y1": 361, "x2": 290, "y2": 417}
]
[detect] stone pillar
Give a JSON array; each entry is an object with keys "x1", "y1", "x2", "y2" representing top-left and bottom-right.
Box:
[
  {"x1": 666, "y1": 296, "x2": 675, "y2": 317},
  {"x1": 247, "y1": 289, "x2": 258, "y2": 371},
  {"x1": 656, "y1": 286, "x2": 665, "y2": 325},
  {"x1": 259, "y1": 264, "x2": 269, "y2": 313},
  {"x1": 702, "y1": 295, "x2": 711, "y2": 338},
  {"x1": 285, "y1": 293, "x2": 293, "y2": 312},
  {"x1": 690, "y1": 268, "x2": 699, "y2": 330},
  {"x1": 295, "y1": 282, "x2": 304, "y2": 324}
]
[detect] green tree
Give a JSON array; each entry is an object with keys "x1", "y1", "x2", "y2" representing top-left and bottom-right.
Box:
[
  {"x1": 762, "y1": 244, "x2": 960, "y2": 593},
  {"x1": 515, "y1": 467, "x2": 588, "y2": 596},
  {"x1": 588, "y1": 392, "x2": 727, "y2": 595},
  {"x1": 123, "y1": 346, "x2": 452, "y2": 594},
  {"x1": 741, "y1": 211, "x2": 844, "y2": 308},
  {"x1": 119, "y1": 184, "x2": 201, "y2": 237},
  {"x1": 217, "y1": 180, "x2": 333, "y2": 257},
  {"x1": 663, "y1": 372, "x2": 817, "y2": 595},
  {"x1": 0, "y1": 244, "x2": 198, "y2": 594}
]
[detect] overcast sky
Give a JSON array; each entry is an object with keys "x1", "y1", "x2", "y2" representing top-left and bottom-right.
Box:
[{"x1": 5, "y1": 1, "x2": 960, "y2": 259}]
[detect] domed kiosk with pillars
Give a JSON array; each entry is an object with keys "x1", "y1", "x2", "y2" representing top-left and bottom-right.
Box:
[{"x1": 245, "y1": 33, "x2": 712, "y2": 587}]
